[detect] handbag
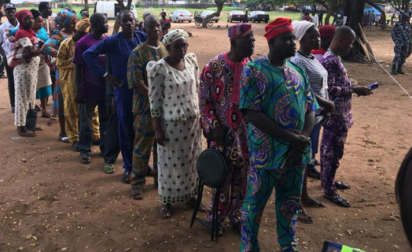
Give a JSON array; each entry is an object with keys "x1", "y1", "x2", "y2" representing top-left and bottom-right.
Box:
[{"x1": 25, "y1": 103, "x2": 38, "y2": 132}]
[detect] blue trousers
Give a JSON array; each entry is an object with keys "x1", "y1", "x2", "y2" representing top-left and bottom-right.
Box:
[{"x1": 118, "y1": 115, "x2": 134, "y2": 173}]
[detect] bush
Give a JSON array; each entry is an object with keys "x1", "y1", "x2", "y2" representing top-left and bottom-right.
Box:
[
  {"x1": 135, "y1": 0, "x2": 141, "y2": 7},
  {"x1": 62, "y1": 3, "x2": 74, "y2": 10}
]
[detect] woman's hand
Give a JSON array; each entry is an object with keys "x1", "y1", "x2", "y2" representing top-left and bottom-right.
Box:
[{"x1": 155, "y1": 128, "x2": 166, "y2": 146}]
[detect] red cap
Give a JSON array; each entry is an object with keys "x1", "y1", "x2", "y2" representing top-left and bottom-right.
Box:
[{"x1": 264, "y1": 18, "x2": 294, "y2": 42}]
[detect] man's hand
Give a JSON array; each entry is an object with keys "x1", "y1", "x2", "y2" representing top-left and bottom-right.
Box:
[
  {"x1": 290, "y1": 134, "x2": 311, "y2": 153},
  {"x1": 104, "y1": 74, "x2": 123, "y2": 88},
  {"x1": 211, "y1": 126, "x2": 224, "y2": 146},
  {"x1": 353, "y1": 86, "x2": 372, "y2": 96},
  {"x1": 155, "y1": 128, "x2": 166, "y2": 146},
  {"x1": 323, "y1": 100, "x2": 335, "y2": 114},
  {"x1": 285, "y1": 148, "x2": 305, "y2": 168},
  {"x1": 75, "y1": 90, "x2": 84, "y2": 104}
]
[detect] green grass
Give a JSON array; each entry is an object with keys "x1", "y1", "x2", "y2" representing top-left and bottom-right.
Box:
[{"x1": 17, "y1": 5, "x2": 301, "y2": 23}]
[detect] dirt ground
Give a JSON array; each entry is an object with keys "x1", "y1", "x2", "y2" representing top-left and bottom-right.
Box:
[{"x1": 0, "y1": 22, "x2": 411, "y2": 252}]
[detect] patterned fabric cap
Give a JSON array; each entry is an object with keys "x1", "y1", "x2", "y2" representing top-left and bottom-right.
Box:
[
  {"x1": 264, "y1": 17, "x2": 294, "y2": 42},
  {"x1": 163, "y1": 29, "x2": 189, "y2": 47},
  {"x1": 228, "y1": 23, "x2": 253, "y2": 39}
]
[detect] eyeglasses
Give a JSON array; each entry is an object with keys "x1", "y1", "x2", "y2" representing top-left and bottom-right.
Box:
[{"x1": 173, "y1": 43, "x2": 189, "y2": 49}]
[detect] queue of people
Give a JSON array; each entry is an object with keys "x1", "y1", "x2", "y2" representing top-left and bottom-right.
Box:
[{"x1": 2, "y1": 3, "x2": 377, "y2": 251}]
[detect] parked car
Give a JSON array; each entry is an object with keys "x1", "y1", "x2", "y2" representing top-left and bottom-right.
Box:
[
  {"x1": 169, "y1": 10, "x2": 193, "y2": 23},
  {"x1": 94, "y1": 2, "x2": 138, "y2": 20},
  {"x1": 198, "y1": 10, "x2": 220, "y2": 23},
  {"x1": 279, "y1": 6, "x2": 289, "y2": 11},
  {"x1": 248, "y1": 11, "x2": 269, "y2": 23},
  {"x1": 227, "y1": 10, "x2": 245, "y2": 23}
]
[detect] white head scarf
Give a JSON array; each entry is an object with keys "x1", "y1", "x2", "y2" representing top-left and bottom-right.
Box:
[
  {"x1": 163, "y1": 29, "x2": 189, "y2": 47},
  {"x1": 292, "y1": 20, "x2": 316, "y2": 41}
]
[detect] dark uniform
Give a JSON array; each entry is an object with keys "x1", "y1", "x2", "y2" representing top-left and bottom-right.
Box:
[{"x1": 391, "y1": 16, "x2": 411, "y2": 74}]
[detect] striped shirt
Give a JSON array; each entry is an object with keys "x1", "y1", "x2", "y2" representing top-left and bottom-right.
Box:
[{"x1": 291, "y1": 51, "x2": 328, "y2": 99}]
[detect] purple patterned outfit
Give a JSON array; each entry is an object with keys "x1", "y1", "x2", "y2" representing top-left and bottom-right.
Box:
[
  {"x1": 199, "y1": 53, "x2": 249, "y2": 226},
  {"x1": 320, "y1": 50, "x2": 353, "y2": 195}
]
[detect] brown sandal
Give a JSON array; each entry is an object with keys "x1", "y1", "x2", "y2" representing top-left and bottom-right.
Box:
[
  {"x1": 131, "y1": 187, "x2": 143, "y2": 200},
  {"x1": 18, "y1": 131, "x2": 36, "y2": 137},
  {"x1": 160, "y1": 204, "x2": 171, "y2": 219}
]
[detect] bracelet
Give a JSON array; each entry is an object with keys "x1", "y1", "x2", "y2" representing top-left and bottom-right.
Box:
[{"x1": 102, "y1": 72, "x2": 108, "y2": 78}]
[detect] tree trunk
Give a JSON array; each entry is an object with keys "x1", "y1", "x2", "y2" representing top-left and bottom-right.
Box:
[
  {"x1": 344, "y1": 0, "x2": 375, "y2": 62},
  {"x1": 84, "y1": 0, "x2": 89, "y2": 12},
  {"x1": 202, "y1": 0, "x2": 225, "y2": 28},
  {"x1": 112, "y1": 0, "x2": 132, "y2": 34},
  {"x1": 365, "y1": 0, "x2": 386, "y2": 30}
]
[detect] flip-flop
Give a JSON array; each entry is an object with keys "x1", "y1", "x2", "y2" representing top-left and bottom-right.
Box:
[
  {"x1": 59, "y1": 136, "x2": 69, "y2": 143},
  {"x1": 335, "y1": 181, "x2": 351, "y2": 190},
  {"x1": 302, "y1": 198, "x2": 326, "y2": 208},
  {"x1": 323, "y1": 194, "x2": 351, "y2": 208},
  {"x1": 103, "y1": 164, "x2": 115, "y2": 174},
  {"x1": 297, "y1": 206, "x2": 313, "y2": 224},
  {"x1": 47, "y1": 117, "x2": 56, "y2": 126}
]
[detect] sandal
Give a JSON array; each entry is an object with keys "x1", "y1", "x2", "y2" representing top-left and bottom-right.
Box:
[
  {"x1": 81, "y1": 154, "x2": 91, "y2": 164},
  {"x1": 335, "y1": 181, "x2": 351, "y2": 190},
  {"x1": 323, "y1": 194, "x2": 351, "y2": 207},
  {"x1": 122, "y1": 172, "x2": 131, "y2": 184},
  {"x1": 103, "y1": 164, "x2": 115, "y2": 174},
  {"x1": 131, "y1": 186, "x2": 143, "y2": 200},
  {"x1": 59, "y1": 136, "x2": 69, "y2": 143},
  {"x1": 47, "y1": 117, "x2": 56, "y2": 126},
  {"x1": 302, "y1": 198, "x2": 326, "y2": 208},
  {"x1": 297, "y1": 205, "x2": 313, "y2": 224},
  {"x1": 18, "y1": 131, "x2": 36, "y2": 137},
  {"x1": 160, "y1": 204, "x2": 171, "y2": 219},
  {"x1": 41, "y1": 112, "x2": 51, "y2": 118}
]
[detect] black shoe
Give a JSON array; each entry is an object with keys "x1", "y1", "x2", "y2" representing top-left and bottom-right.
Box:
[
  {"x1": 397, "y1": 66, "x2": 405, "y2": 74},
  {"x1": 307, "y1": 164, "x2": 321, "y2": 180},
  {"x1": 72, "y1": 141, "x2": 80, "y2": 152},
  {"x1": 11, "y1": 107, "x2": 15, "y2": 113},
  {"x1": 391, "y1": 64, "x2": 398, "y2": 75}
]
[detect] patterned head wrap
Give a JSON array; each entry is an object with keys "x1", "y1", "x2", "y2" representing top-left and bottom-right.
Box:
[
  {"x1": 264, "y1": 17, "x2": 294, "y2": 42},
  {"x1": 228, "y1": 23, "x2": 253, "y2": 39},
  {"x1": 319, "y1": 25, "x2": 336, "y2": 39},
  {"x1": 55, "y1": 10, "x2": 77, "y2": 27},
  {"x1": 75, "y1": 18, "x2": 90, "y2": 33},
  {"x1": 292, "y1": 20, "x2": 315, "y2": 41},
  {"x1": 163, "y1": 29, "x2": 189, "y2": 47},
  {"x1": 15, "y1": 9, "x2": 32, "y2": 25}
]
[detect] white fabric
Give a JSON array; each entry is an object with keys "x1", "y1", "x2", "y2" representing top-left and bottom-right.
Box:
[
  {"x1": 14, "y1": 56, "x2": 40, "y2": 126},
  {"x1": 147, "y1": 52, "x2": 202, "y2": 204},
  {"x1": 162, "y1": 29, "x2": 189, "y2": 47},
  {"x1": 147, "y1": 53, "x2": 200, "y2": 121},
  {"x1": 292, "y1": 20, "x2": 315, "y2": 41},
  {"x1": 0, "y1": 21, "x2": 19, "y2": 56},
  {"x1": 312, "y1": 15, "x2": 319, "y2": 27}
]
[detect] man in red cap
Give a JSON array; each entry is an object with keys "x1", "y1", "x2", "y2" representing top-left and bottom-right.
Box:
[
  {"x1": 238, "y1": 18, "x2": 318, "y2": 251},
  {"x1": 199, "y1": 23, "x2": 255, "y2": 236}
]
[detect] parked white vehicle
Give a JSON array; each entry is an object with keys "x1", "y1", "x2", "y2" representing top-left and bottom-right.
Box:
[
  {"x1": 94, "y1": 2, "x2": 138, "y2": 20},
  {"x1": 169, "y1": 10, "x2": 194, "y2": 23}
]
